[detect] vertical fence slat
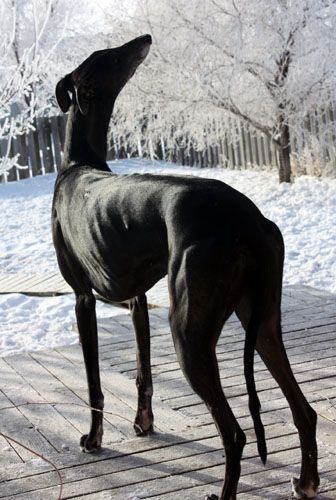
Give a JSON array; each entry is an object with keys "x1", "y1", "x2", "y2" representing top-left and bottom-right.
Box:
[
  {"x1": 6, "y1": 140, "x2": 17, "y2": 182},
  {"x1": 243, "y1": 129, "x2": 251, "y2": 167},
  {"x1": 18, "y1": 134, "x2": 30, "y2": 180},
  {"x1": 263, "y1": 135, "x2": 270, "y2": 167},
  {"x1": 45, "y1": 117, "x2": 55, "y2": 172},
  {"x1": 30, "y1": 122, "x2": 43, "y2": 177},
  {"x1": 57, "y1": 115, "x2": 67, "y2": 151},
  {"x1": 38, "y1": 117, "x2": 53, "y2": 173},
  {"x1": 50, "y1": 116, "x2": 62, "y2": 170},
  {"x1": 239, "y1": 126, "x2": 247, "y2": 169},
  {"x1": 11, "y1": 138, "x2": 20, "y2": 181}
]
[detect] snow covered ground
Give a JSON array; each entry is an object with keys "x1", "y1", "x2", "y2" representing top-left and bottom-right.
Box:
[{"x1": 0, "y1": 158, "x2": 335, "y2": 356}]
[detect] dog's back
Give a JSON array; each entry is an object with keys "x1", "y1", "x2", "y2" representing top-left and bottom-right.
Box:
[{"x1": 52, "y1": 166, "x2": 267, "y2": 301}]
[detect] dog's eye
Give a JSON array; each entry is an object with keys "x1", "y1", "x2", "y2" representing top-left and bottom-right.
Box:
[{"x1": 81, "y1": 83, "x2": 96, "y2": 100}]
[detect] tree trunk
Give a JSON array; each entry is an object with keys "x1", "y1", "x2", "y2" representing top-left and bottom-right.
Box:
[{"x1": 278, "y1": 117, "x2": 291, "y2": 183}]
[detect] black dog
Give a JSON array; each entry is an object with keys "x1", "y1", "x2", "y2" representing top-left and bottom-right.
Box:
[{"x1": 52, "y1": 34, "x2": 319, "y2": 499}]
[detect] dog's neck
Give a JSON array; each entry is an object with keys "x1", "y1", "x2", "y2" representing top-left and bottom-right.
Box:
[{"x1": 61, "y1": 104, "x2": 111, "y2": 171}]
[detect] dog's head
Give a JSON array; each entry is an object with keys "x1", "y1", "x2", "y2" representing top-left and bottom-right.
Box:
[{"x1": 55, "y1": 34, "x2": 151, "y2": 115}]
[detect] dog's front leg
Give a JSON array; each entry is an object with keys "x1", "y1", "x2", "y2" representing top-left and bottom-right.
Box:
[
  {"x1": 129, "y1": 294, "x2": 154, "y2": 435},
  {"x1": 75, "y1": 292, "x2": 104, "y2": 452}
]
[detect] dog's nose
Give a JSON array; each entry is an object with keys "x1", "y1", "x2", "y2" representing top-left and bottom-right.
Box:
[{"x1": 141, "y1": 34, "x2": 152, "y2": 45}]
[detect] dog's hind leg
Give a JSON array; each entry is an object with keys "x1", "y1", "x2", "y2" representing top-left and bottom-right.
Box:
[
  {"x1": 169, "y1": 313, "x2": 245, "y2": 500},
  {"x1": 238, "y1": 299, "x2": 319, "y2": 498},
  {"x1": 168, "y1": 246, "x2": 247, "y2": 500},
  {"x1": 129, "y1": 294, "x2": 154, "y2": 435},
  {"x1": 256, "y1": 315, "x2": 319, "y2": 498},
  {"x1": 236, "y1": 222, "x2": 319, "y2": 498},
  {"x1": 75, "y1": 292, "x2": 104, "y2": 453}
]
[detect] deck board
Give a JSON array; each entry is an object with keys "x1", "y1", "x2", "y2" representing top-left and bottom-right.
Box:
[{"x1": 0, "y1": 278, "x2": 335, "y2": 499}]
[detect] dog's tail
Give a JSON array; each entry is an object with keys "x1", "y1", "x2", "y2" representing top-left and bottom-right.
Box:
[{"x1": 244, "y1": 307, "x2": 267, "y2": 465}]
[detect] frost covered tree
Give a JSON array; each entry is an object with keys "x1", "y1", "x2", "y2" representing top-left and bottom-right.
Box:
[
  {"x1": 110, "y1": 0, "x2": 336, "y2": 182},
  {"x1": 0, "y1": 0, "x2": 68, "y2": 174},
  {"x1": 0, "y1": 0, "x2": 104, "y2": 175},
  {"x1": 0, "y1": 36, "x2": 36, "y2": 175}
]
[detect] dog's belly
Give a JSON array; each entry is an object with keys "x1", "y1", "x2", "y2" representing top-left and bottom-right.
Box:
[
  {"x1": 79, "y1": 244, "x2": 168, "y2": 302},
  {"x1": 89, "y1": 262, "x2": 167, "y2": 302}
]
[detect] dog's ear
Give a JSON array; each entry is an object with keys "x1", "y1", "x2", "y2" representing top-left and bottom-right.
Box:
[{"x1": 55, "y1": 76, "x2": 72, "y2": 113}]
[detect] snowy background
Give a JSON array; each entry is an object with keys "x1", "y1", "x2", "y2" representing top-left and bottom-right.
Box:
[
  {"x1": 0, "y1": 158, "x2": 335, "y2": 357},
  {"x1": 1, "y1": 1, "x2": 335, "y2": 358}
]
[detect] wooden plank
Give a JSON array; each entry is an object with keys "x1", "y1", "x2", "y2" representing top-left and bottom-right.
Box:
[
  {"x1": 170, "y1": 369, "x2": 336, "y2": 415},
  {"x1": 0, "y1": 389, "x2": 24, "y2": 464},
  {"x1": 50, "y1": 116, "x2": 62, "y2": 171},
  {"x1": 0, "y1": 358, "x2": 57, "y2": 461},
  {"x1": 29, "y1": 349, "x2": 134, "y2": 443},
  {"x1": 101, "y1": 338, "x2": 335, "y2": 387},
  {"x1": 56, "y1": 115, "x2": 67, "y2": 152},
  {"x1": 0, "y1": 272, "x2": 71, "y2": 295},
  {"x1": 27, "y1": 126, "x2": 42, "y2": 177},
  {"x1": 184, "y1": 385, "x2": 336, "y2": 422},
  {"x1": 0, "y1": 434, "x2": 22, "y2": 465},
  {"x1": 100, "y1": 313, "x2": 336, "y2": 364},
  {"x1": 5, "y1": 273, "x2": 61, "y2": 292},
  {"x1": 0, "y1": 273, "x2": 60, "y2": 293},
  {"x1": 54, "y1": 345, "x2": 193, "y2": 435},
  {"x1": 11, "y1": 139, "x2": 21, "y2": 182},
  {"x1": 262, "y1": 134, "x2": 271, "y2": 167},
  {"x1": 148, "y1": 456, "x2": 336, "y2": 500},
  {"x1": 157, "y1": 353, "x2": 336, "y2": 404},
  {"x1": 271, "y1": 139, "x2": 279, "y2": 168},
  {"x1": 114, "y1": 324, "x2": 336, "y2": 385},
  {"x1": 156, "y1": 360, "x2": 336, "y2": 406},
  {"x1": 5, "y1": 140, "x2": 17, "y2": 182},
  {"x1": 151, "y1": 344, "x2": 336, "y2": 393},
  {"x1": 239, "y1": 126, "x2": 247, "y2": 168},
  {"x1": 248, "y1": 129, "x2": 256, "y2": 166},
  {"x1": 221, "y1": 134, "x2": 229, "y2": 168},
  {"x1": 1, "y1": 355, "x2": 82, "y2": 453},
  {"x1": 0, "y1": 426, "x2": 305, "y2": 499},
  {"x1": 36, "y1": 117, "x2": 48, "y2": 173},
  {"x1": 17, "y1": 135, "x2": 30, "y2": 180},
  {"x1": 44, "y1": 440, "x2": 332, "y2": 500},
  {"x1": 2, "y1": 426, "x2": 221, "y2": 483}
]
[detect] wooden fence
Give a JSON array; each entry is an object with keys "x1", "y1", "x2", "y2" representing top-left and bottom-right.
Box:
[
  {"x1": 0, "y1": 107, "x2": 335, "y2": 182},
  {"x1": 0, "y1": 116, "x2": 67, "y2": 183},
  {"x1": 0, "y1": 115, "x2": 281, "y2": 183}
]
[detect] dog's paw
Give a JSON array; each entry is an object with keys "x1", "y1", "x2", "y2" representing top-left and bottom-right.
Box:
[
  {"x1": 291, "y1": 477, "x2": 318, "y2": 498},
  {"x1": 80, "y1": 434, "x2": 102, "y2": 453},
  {"x1": 134, "y1": 409, "x2": 154, "y2": 437},
  {"x1": 133, "y1": 422, "x2": 154, "y2": 437},
  {"x1": 205, "y1": 495, "x2": 219, "y2": 500}
]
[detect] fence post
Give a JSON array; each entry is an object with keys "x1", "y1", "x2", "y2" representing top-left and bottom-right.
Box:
[
  {"x1": 38, "y1": 117, "x2": 54, "y2": 173},
  {"x1": 6, "y1": 140, "x2": 17, "y2": 182},
  {"x1": 50, "y1": 116, "x2": 62, "y2": 171}
]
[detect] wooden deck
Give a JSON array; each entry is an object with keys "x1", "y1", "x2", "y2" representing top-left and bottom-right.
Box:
[{"x1": 0, "y1": 279, "x2": 335, "y2": 499}]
